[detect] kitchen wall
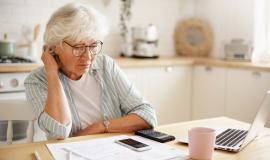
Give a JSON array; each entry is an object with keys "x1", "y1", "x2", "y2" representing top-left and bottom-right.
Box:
[
  {"x1": 0, "y1": 0, "x2": 195, "y2": 61},
  {"x1": 194, "y1": 0, "x2": 254, "y2": 58}
]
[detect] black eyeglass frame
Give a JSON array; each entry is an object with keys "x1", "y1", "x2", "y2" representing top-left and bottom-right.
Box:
[{"x1": 63, "y1": 40, "x2": 103, "y2": 57}]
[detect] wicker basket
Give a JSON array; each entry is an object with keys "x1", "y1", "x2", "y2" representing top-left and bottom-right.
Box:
[{"x1": 174, "y1": 18, "x2": 213, "y2": 57}]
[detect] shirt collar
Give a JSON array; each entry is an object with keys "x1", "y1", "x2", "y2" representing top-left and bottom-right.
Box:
[{"x1": 89, "y1": 56, "x2": 101, "y2": 75}]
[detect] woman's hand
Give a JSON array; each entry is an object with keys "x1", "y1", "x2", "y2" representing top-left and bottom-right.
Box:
[
  {"x1": 74, "y1": 122, "x2": 105, "y2": 136},
  {"x1": 73, "y1": 114, "x2": 151, "y2": 137},
  {"x1": 42, "y1": 45, "x2": 59, "y2": 75}
]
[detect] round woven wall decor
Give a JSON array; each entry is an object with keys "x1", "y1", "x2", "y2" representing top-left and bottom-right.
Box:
[{"x1": 175, "y1": 18, "x2": 213, "y2": 57}]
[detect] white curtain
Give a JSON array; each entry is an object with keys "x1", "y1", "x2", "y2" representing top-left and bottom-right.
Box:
[{"x1": 252, "y1": 0, "x2": 270, "y2": 63}]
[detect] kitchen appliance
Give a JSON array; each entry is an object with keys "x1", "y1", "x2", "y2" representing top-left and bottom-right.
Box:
[
  {"x1": 0, "y1": 56, "x2": 34, "y2": 64},
  {"x1": 0, "y1": 60, "x2": 45, "y2": 144},
  {"x1": 224, "y1": 39, "x2": 252, "y2": 61},
  {"x1": 132, "y1": 24, "x2": 159, "y2": 58},
  {"x1": 0, "y1": 72, "x2": 30, "y2": 143},
  {"x1": 0, "y1": 34, "x2": 16, "y2": 57}
]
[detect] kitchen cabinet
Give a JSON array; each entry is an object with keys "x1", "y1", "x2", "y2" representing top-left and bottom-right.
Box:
[
  {"x1": 122, "y1": 68, "x2": 144, "y2": 93},
  {"x1": 123, "y1": 61, "x2": 270, "y2": 127},
  {"x1": 123, "y1": 65, "x2": 192, "y2": 125},
  {"x1": 226, "y1": 69, "x2": 270, "y2": 124},
  {"x1": 192, "y1": 65, "x2": 270, "y2": 127},
  {"x1": 192, "y1": 65, "x2": 226, "y2": 120}
]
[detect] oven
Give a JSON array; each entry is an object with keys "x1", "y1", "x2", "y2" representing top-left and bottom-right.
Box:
[{"x1": 0, "y1": 57, "x2": 46, "y2": 144}]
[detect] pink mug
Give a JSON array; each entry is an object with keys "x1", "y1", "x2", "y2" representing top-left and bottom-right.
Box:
[{"x1": 188, "y1": 127, "x2": 216, "y2": 160}]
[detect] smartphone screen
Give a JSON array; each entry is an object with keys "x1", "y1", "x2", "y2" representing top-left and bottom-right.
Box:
[
  {"x1": 115, "y1": 138, "x2": 151, "y2": 151},
  {"x1": 118, "y1": 138, "x2": 148, "y2": 148}
]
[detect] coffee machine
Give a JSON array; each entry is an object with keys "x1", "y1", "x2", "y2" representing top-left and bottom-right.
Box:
[{"x1": 132, "y1": 24, "x2": 159, "y2": 58}]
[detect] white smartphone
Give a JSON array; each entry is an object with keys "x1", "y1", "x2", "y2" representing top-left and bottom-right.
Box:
[{"x1": 115, "y1": 138, "x2": 151, "y2": 152}]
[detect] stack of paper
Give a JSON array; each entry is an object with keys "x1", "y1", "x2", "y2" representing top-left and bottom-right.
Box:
[{"x1": 46, "y1": 135, "x2": 187, "y2": 160}]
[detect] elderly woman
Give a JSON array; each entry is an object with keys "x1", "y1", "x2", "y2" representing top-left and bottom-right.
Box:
[{"x1": 25, "y1": 3, "x2": 157, "y2": 139}]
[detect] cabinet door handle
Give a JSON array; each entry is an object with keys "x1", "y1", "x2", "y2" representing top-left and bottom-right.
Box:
[
  {"x1": 205, "y1": 66, "x2": 212, "y2": 72},
  {"x1": 165, "y1": 66, "x2": 173, "y2": 72},
  {"x1": 252, "y1": 71, "x2": 261, "y2": 78},
  {"x1": 0, "y1": 81, "x2": 4, "y2": 88}
]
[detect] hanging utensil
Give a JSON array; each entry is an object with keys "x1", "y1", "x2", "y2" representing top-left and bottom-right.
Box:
[{"x1": 33, "y1": 24, "x2": 40, "y2": 42}]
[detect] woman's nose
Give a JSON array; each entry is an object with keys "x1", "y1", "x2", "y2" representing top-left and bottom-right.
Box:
[{"x1": 82, "y1": 48, "x2": 93, "y2": 60}]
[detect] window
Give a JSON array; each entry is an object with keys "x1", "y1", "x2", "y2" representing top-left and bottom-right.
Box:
[{"x1": 252, "y1": 0, "x2": 270, "y2": 63}]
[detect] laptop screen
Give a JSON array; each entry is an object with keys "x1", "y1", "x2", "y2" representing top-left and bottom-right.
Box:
[{"x1": 240, "y1": 90, "x2": 270, "y2": 149}]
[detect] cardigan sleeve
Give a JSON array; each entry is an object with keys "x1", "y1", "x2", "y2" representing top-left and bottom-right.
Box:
[
  {"x1": 103, "y1": 56, "x2": 158, "y2": 127},
  {"x1": 24, "y1": 68, "x2": 72, "y2": 139}
]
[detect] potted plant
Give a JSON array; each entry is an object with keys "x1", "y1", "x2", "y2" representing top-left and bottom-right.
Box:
[{"x1": 120, "y1": 0, "x2": 133, "y2": 56}]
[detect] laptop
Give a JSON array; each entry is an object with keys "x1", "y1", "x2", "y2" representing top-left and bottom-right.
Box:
[{"x1": 179, "y1": 90, "x2": 270, "y2": 152}]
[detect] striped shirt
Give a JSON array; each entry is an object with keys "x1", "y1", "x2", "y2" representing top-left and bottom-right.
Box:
[{"x1": 24, "y1": 54, "x2": 157, "y2": 139}]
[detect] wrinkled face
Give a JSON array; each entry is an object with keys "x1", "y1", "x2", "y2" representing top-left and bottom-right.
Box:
[{"x1": 55, "y1": 39, "x2": 98, "y2": 80}]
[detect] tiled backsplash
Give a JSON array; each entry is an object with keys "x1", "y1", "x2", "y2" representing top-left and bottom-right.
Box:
[
  {"x1": 0, "y1": 0, "x2": 194, "y2": 60},
  {"x1": 0, "y1": 0, "x2": 75, "y2": 60}
]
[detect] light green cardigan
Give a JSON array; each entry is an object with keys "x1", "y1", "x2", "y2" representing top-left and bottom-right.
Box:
[{"x1": 24, "y1": 54, "x2": 157, "y2": 139}]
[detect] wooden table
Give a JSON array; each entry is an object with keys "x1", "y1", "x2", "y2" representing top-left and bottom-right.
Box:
[{"x1": 1, "y1": 117, "x2": 270, "y2": 160}]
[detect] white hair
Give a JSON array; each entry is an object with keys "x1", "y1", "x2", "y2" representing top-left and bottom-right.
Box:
[{"x1": 44, "y1": 3, "x2": 108, "y2": 46}]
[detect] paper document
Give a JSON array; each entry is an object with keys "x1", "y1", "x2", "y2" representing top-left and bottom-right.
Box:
[{"x1": 46, "y1": 135, "x2": 188, "y2": 160}]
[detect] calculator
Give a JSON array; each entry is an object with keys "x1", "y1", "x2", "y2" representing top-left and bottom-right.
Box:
[{"x1": 135, "y1": 129, "x2": 175, "y2": 143}]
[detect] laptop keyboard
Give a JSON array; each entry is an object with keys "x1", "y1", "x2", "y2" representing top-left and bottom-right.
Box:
[{"x1": 215, "y1": 129, "x2": 248, "y2": 147}]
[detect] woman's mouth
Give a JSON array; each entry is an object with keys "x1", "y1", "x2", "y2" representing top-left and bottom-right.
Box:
[{"x1": 78, "y1": 63, "x2": 90, "y2": 69}]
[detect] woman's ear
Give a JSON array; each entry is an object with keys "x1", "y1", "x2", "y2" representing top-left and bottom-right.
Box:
[{"x1": 54, "y1": 45, "x2": 62, "y2": 55}]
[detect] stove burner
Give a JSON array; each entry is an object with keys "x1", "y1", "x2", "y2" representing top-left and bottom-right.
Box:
[{"x1": 0, "y1": 56, "x2": 34, "y2": 63}]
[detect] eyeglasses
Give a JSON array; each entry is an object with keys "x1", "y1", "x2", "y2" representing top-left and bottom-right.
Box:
[{"x1": 64, "y1": 40, "x2": 103, "y2": 57}]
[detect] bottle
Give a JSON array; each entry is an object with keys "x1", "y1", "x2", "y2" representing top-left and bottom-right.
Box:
[{"x1": 147, "y1": 24, "x2": 158, "y2": 42}]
